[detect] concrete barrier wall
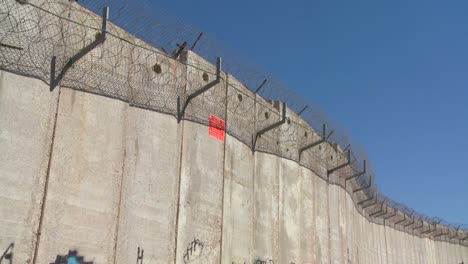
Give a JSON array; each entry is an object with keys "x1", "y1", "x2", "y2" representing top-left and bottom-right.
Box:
[
  {"x1": 2, "y1": 68, "x2": 468, "y2": 264},
  {"x1": 1, "y1": 2, "x2": 467, "y2": 262}
]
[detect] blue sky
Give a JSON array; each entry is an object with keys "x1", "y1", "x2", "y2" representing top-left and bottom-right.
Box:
[{"x1": 146, "y1": 0, "x2": 468, "y2": 224}]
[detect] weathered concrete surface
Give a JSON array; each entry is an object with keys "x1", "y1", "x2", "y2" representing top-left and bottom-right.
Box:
[
  {"x1": 175, "y1": 51, "x2": 226, "y2": 264},
  {"x1": 221, "y1": 76, "x2": 255, "y2": 264},
  {"x1": 279, "y1": 109, "x2": 301, "y2": 264},
  {"x1": 0, "y1": 70, "x2": 58, "y2": 264},
  {"x1": 2, "y1": 69, "x2": 468, "y2": 264},
  {"x1": 252, "y1": 96, "x2": 281, "y2": 264},
  {"x1": 253, "y1": 151, "x2": 280, "y2": 264},
  {"x1": 328, "y1": 184, "x2": 343, "y2": 264},
  {"x1": 221, "y1": 133, "x2": 254, "y2": 264},
  {"x1": 313, "y1": 171, "x2": 330, "y2": 264},
  {"x1": 36, "y1": 88, "x2": 127, "y2": 264},
  {"x1": 299, "y1": 166, "x2": 315, "y2": 264},
  {"x1": 279, "y1": 158, "x2": 301, "y2": 264},
  {"x1": 175, "y1": 119, "x2": 225, "y2": 264},
  {"x1": 114, "y1": 107, "x2": 182, "y2": 264}
]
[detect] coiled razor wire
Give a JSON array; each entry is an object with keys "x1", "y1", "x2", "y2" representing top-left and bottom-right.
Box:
[{"x1": 0, "y1": 0, "x2": 466, "y2": 245}]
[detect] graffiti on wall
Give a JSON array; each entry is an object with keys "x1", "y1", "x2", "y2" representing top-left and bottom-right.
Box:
[
  {"x1": 254, "y1": 258, "x2": 274, "y2": 264},
  {"x1": 183, "y1": 238, "x2": 204, "y2": 263},
  {"x1": 136, "y1": 247, "x2": 144, "y2": 264},
  {"x1": 0, "y1": 243, "x2": 14, "y2": 264},
  {"x1": 50, "y1": 250, "x2": 93, "y2": 264}
]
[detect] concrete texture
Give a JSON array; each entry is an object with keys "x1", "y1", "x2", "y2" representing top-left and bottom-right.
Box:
[
  {"x1": 221, "y1": 76, "x2": 255, "y2": 264},
  {"x1": 174, "y1": 51, "x2": 226, "y2": 264},
  {"x1": 1, "y1": 0, "x2": 468, "y2": 262},
  {"x1": 253, "y1": 152, "x2": 280, "y2": 264},
  {"x1": 0, "y1": 71, "x2": 58, "y2": 264},
  {"x1": 1, "y1": 69, "x2": 467, "y2": 264},
  {"x1": 35, "y1": 88, "x2": 127, "y2": 264},
  {"x1": 114, "y1": 107, "x2": 182, "y2": 264}
]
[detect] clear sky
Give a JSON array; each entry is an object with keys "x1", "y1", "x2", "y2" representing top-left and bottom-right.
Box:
[{"x1": 145, "y1": 0, "x2": 468, "y2": 225}]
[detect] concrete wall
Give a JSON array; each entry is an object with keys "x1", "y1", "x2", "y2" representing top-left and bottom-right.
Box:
[
  {"x1": 3, "y1": 68, "x2": 467, "y2": 264},
  {"x1": 1, "y1": 1, "x2": 467, "y2": 263},
  {"x1": 0, "y1": 66, "x2": 468, "y2": 263}
]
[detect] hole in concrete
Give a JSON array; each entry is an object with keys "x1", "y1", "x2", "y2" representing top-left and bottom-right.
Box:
[
  {"x1": 319, "y1": 145, "x2": 322, "y2": 150},
  {"x1": 304, "y1": 132, "x2": 308, "y2": 138},
  {"x1": 153, "y1": 63, "x2": 162, "y2": 74},
  {"x1": 287, "y1": 118, "x2": 291, "y2": 125},
  {"x1": 265, "y1": 112, "x2": 269, "y2": 119},
  {"x1": 237, "y1": 94, "x2": 243, "y2": 102},
  {"x1": 202, "y1": 72, "x2": 209, "y2": 82},
  {"x1": 330, "y1": 155, "x2": 334, "y2": 160},
  {"x1": 276, "y1": 141, "x2": 279, "y2": 145}
]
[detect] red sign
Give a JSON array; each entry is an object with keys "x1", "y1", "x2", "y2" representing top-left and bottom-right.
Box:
[{"x1": 208, "y1": 115, "x2": 225, "y2": 142}]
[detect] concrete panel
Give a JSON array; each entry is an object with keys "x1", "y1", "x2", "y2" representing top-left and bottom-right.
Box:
[
  {"x1": 462, "y1": 243, "x2": 468, "y2": 263},
  {"x1": 221, "y1": 76, "x2": 255, "y2": 264},
  {"x1": 344, "y1": 187, "x2": 358, "y2": 264},
  {"x1": 337, "y1": 186, "x2": 349, "y2": 264},
  {"x1": 378, "y1": 223, "x2": 388, "y2": 264},
  {"x1": 175, "y1": 120, "x2": 225, "y2": 264},
  {"x1": 278, "y1": 109, "x2": 301, "y2": 264},
  {"x1": 427, "y1": 237, "x2": 437, "y2": 264},
  {"x1": 279, "y1": 158, "x2": 301, "y2": 264},
  {"x1": 371, "y1": 221, "x2": 379, "y2": 263},
  {"x1": 0, "y1": 71, "x2": 58, "y2": 264},
  {"x1": 385, "y1": 226, "x2": 396, "y2": 264},
  {"x1": 175, "y1": 51, "x2": 226, "y2": 264},
  {"x1": 114, "y1": 107, "x2": 182, "y2": 264},
  {"x1": 221, "y1": 133, "x2": 254, "y2": 264},
  {"x1": 313, "y1": 172, "x2": 330, "y2": 264},
  {"x1": 35, "y1": 88, "x2": 127, "y2": 264},
  {"x1": 328, "y1": 184, "x2": 343, "y2": 264},
  {"x1": 299, "y1": 166, "x2": 315, "y2": 264},
  {"x1": 252, "y1": 152, "x2": 280, "y2": 264}
]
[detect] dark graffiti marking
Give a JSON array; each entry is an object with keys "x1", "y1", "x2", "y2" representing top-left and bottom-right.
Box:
[
  {"x1": 50, "y1": 250, "x2": 93, "y2": 264},
  {"x1": 254, "y1": 258, "x2": 274, "y2": 264},
  {"x1": 0, "y1": 243, "x2": 14, "y2": 264},
  {"x1": 136, "y1": 247, "x2": 144, "y2": 264},
  {"x1": 183, "y1": 239, "x2": 204, "y2": 263}
]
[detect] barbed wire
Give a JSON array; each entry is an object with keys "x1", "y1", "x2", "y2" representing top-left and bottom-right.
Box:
[{"x1": 0, "y1": 0, "x2": 466, "y2": 245}]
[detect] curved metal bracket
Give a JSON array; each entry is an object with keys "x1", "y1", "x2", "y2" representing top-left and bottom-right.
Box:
[
  {"x1": 177, "y1": 57, "x2": 222, "y2": 123},
  {"x1": 50, "y1": 7, "x2": 109, "y2": 91},
  {"x1": 412, "y1": 221, "x2": 424, "y2": 231},
  {"x1": 345, "y1": 160, "x2": 366, "y2": 181},
  {"x1": 297, "y1": 105, "x2": 308, "y2": 116},
  {"x1": 421, "y1": 224, "x2": 437, "y2": 236},
  {"x1": 394, "y1": 213, "x2": 407, "y2": 226},
  {"x1": 357, "y1": 191, "x2": 374, "y2": 206},
  {"x1": 372, "y1": 204, "x2": 388, "y2": 218},
  {"x1": 362, "y1": 197, "x2": 378, "y2": 209},
  {"x1": 252, "y1": 101, "x2": 286, "y2": 152},
  {"x1": 404, "y1": 216, "x2": 415, "y2": 229},
  {"x1": 433, "y1": 228, "x2": 449, "y2": 239},
  {"x1": 327, "y1": 150, "x2": 351, "y2": 176},
  {"x1": 369, "y1": 202, "x2": 385, "y2": 217},
  {"x1": 448, "y1": 225, "x2": 461, "y2": 240},
  {"x1": 353, "y1": 176, "x2": 372, "y2": 194},
  {"x1": 298, "y1": 124, "x2": 333, "y2": 162},
  {"x1": 383, "y1": 210, "x2": 397, "y2": 225},
  {"x1": 255, "y1": 79, "x2": 268, "y2": 94}
]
